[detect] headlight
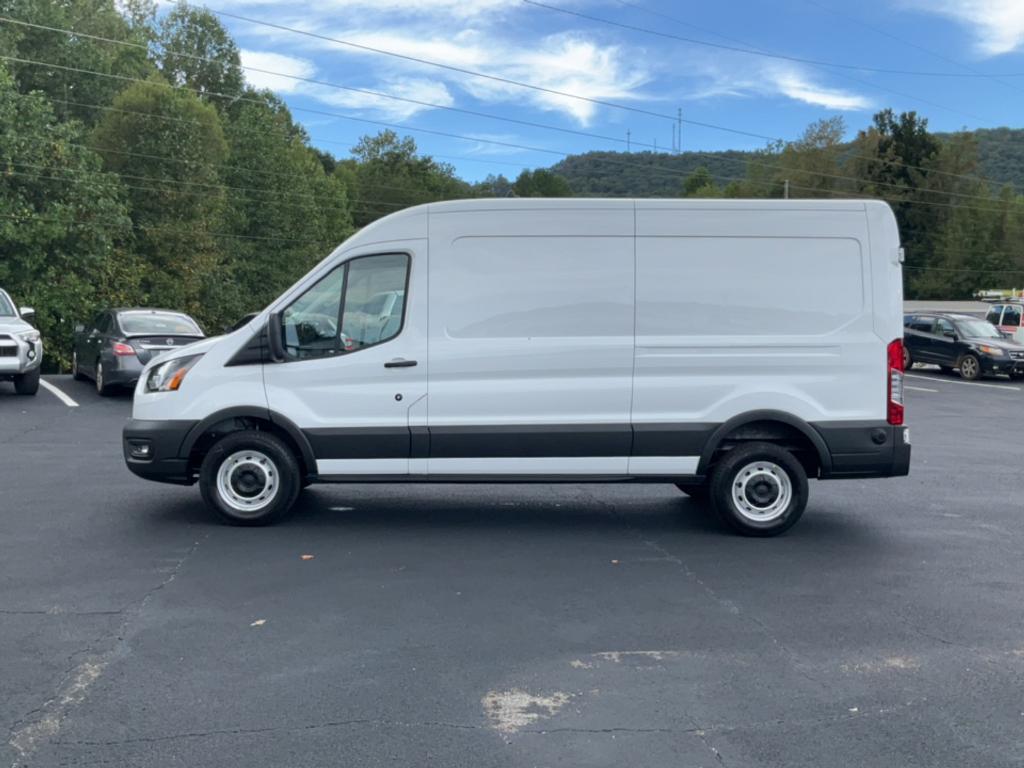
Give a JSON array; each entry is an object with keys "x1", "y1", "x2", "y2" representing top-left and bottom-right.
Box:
[
  {"x1": 17, "y1": 330, "x2": 40, "y2": 343},
  {"x1": 979, "y1": 345, "x2": 1005, "y2": 357},
  {"x1": 145, "y1": 354, "x2": 202, "y2": 393}
]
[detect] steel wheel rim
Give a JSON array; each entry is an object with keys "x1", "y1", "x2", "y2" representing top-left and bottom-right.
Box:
[
  {"x1": 902, "y1": 347, "x2": 911, "y2": 369},
  {"x1": 216, "y1": 449, "x2": 280, "y2": 516},
  {"x1": 962, "y1": 357, "x2": 978, "y2": 378},
  {"x1": 72, "y1": 351, "x2": 78, "y2": 375},
  {"x1": 732, "y1": 461, "x2": 792, "y2": 523},
  {"x1": 95, "y1": 362, "x2": 103, "y2": 391}
]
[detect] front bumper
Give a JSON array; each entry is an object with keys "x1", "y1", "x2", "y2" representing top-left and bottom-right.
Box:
[
  {"x1": 123, "y1": 418, "x2": 200, "y2": 485},
  {"x1": 814, "y1": 421, "x2": 911, "y2": 479},
  {"x1": 0, "y1": 337, "x2": 42, "y2": 377},
  {"x1": 980, "y1": 354, "x2": 1024, "y2": 376}
]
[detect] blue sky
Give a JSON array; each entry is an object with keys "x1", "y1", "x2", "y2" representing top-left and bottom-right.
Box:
[{"x1": 198, "y1": 0, "x2": 1024, "y2": 181}]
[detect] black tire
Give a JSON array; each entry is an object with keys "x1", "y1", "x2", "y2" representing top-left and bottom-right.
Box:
[
  {"x1": 13, "y1": 367, "x2": 40, "y2": 395},
  {"x1": 95, "y1": 359, "x2": 112, "y2": 396},
  {"x1": 958, "y1": 354, "x2": 981, "y2": 381},
  {"x1": 939, "y1": 365, "x2": 954, "y2": 375},
  {"x1": 199, "y1": 431, "x2": 301, "y2": 526},
  {"x1": 709, "y1": 442, "x2": 808, "y2": 537},
  {"x1": 902, "y1": 345, "x2": 913, "y2": 370},
  {"x1": 675, "y1": 483, "x2": 709, "y2": 503},
  {"x1": 72, "y1": 350, "x2": 86, "y2": 381},
  {"x1": 1011, "y1": 371, "x2": 1024, "y2": 381}
]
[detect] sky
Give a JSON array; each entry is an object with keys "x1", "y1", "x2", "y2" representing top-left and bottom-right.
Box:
[{"x1": 191, "y1": 0, "x2": 1024, "y2": 182}]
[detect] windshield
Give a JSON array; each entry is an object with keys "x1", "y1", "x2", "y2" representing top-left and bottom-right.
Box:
[
  {"x1": 0, "y1": 292, "x2": 15, "y2": 317},
  {"x1": 119, "y1": 311, "x2": 202, "y2": 336},
  {"x1": 956, "y1": 319, "x2": 1003, "y2": 339}
]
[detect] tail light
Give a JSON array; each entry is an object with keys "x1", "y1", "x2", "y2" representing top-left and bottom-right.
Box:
[
  {"x1": 887, "y1": 338, "x2": 904, "y2": 425},
  {"x1": 112, "y1": 341, "x2": 136, "y2": 356}
]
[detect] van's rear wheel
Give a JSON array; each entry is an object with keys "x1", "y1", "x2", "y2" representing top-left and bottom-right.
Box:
[
  {"x1": 709, "y1": 442, "x2": 808, "y2": 537},
  {"x1": 199, "y1": 431, "x2": 301, "y2": 526}
]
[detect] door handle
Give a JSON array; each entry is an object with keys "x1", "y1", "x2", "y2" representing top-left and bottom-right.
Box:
[{"x1": 384, "y1": 358, "x2": 418, "y2": 368}]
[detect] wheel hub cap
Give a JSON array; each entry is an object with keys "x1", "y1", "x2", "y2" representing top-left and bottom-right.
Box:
[
  {"x1": 732, "y1": 461, "x2": 792, "y2": 523},
  {"x1": 216, "y1": 450, "x2": 279, "y2": 515}
]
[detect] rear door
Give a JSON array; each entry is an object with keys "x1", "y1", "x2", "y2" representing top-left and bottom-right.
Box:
[{"x1": 906, "y1": 315, "x2": 936, "y2": 362}]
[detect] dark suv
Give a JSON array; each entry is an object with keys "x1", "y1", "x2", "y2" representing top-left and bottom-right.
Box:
[{"x1": 903, "y1": 312, "x2": 1024, "y2": 380}]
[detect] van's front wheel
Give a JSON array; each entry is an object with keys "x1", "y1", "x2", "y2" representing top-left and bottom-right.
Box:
[
  {"x1": 199, "y1": 431, "x2": 301, "y2": 526},
  {"x1": 709, "y1": 442, "x2": 808, "y2": 537}
]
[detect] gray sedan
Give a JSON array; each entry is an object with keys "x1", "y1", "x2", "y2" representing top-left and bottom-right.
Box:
[{"x1": 72, "y1": 309, "x2": 204, "y2": 395}]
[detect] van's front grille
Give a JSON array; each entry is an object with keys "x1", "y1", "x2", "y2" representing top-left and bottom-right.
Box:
[{"x1": 0, "y1": 346, "x2": 16, "y2": 357}]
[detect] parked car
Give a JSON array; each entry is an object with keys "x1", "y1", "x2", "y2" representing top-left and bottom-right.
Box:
[
  {"x1": 985, "y1": 302, "x2": 1024, "y2": 342},
  {"x1": 903, "y1": 312, "x2": 1024, "y2": 380},
  {"x1": 0, "y1": 288, "x2": 42, "y2": 396},
  {"x1": 123, "y1": 199, "x2": 910, "y2": 537},
  {"x1": 73, "y1": 309, "x2": 204, "y2": 395}
]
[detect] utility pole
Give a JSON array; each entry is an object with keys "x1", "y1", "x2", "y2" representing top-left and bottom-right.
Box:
[
  {"x1": 677, "y1": 108, "x2": 682, "y2": 154},
  {"x1": 626, "y1": 129, "x2": 631, "y2": 153},
  {"x1": 654, "y1": 138, "x2": 658, "y2": 154},
  {"x1": 783, "y1": 179, "x2": 790, "y2": 199}
]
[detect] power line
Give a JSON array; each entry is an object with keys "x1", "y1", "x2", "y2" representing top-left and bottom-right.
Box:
[
  {"x1": 4, "y1": 12, "x2": 1017, "y2": 193},
  {"x1": 526, "y1": 0, "x2": 993, "y2": 124},
  {"x1": 532, "y1": 0, "x2": 1024, "y2": 79},
  {"x1": 3, "y1": 52, "x2": 1015, "y2": 211}
]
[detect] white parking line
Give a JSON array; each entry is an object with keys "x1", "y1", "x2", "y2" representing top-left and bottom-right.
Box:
[
  {"x1": 906, "y1": 385, "x2": 939, "y2": 393},
  {"x1": 906, "y1": 373, "x2": 1020, "y2": 392},
  {"x1": 40, "y1": 379, "x2": 79, "y2": 407}
]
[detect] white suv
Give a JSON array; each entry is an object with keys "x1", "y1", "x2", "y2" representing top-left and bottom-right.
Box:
[{"x1": 0, "y1": 288, "x2": 42, "y2": 395}]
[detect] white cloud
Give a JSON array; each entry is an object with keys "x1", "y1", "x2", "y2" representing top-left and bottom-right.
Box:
[
  {"x1": 212, "y1": 0, "x2": 521, "y2": 18},
  {"x1": 305, "y1": 78, "x2": 455, "y2": 121},
  {"x1": 904, "y1": 0, "x2": 1024, "y2": 56},
  {"x1": 238, "y1": 49, "x2": 315, "y2": 92},
  {"x1": 683, "y1": 58, "x2": 871, "y2": 111},
  {"x1": 769, "y1": 68, "x2": 872, "y2": 111}
]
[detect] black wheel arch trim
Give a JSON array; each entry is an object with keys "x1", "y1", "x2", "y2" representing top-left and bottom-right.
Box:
[
  {"x1": 696, "y1": 410, "x2": 832, "y2": 476},
  {"x1": 178, "y1": 405, "x2": 317, "y2": 476}
]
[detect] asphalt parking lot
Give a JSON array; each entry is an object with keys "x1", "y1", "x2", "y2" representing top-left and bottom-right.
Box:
[{"x1": 2, "y1": 371, "x2": 1024, "y2": 767}]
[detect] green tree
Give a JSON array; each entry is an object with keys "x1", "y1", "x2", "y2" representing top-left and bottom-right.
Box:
[
  {"x1": 219, "y1": 90, "x2": 354, "y2": 323},
  {"x1": 91, "y1": 77, "x2": 228, "y2": 323},
  {"x1": 348, "y1": 130, "x2": 469, "y2": 227},
  {"x1": 156, "y1": 3, "x2": 243, "y2": 102},
  {"x1": 845, "y1": 110, "x2": 944, "y2": 297},
  {"x1": 0, "y1": 0, "x2": 156, "y2": 124},
  {"x1": 681, "y1": 165, "x2": 719, "y2": 197},
  {"x1": 512, "y1": 168, "x2": 572, "y2": 197},
  {"x1": 0, "y1": 63, "x2": 137, "y2": 367}
]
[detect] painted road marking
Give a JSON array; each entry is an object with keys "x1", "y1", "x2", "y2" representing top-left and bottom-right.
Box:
[
  {"x1": 906, "y1": 385, "x2": 939, "y2": 393},
  {"x1": 906, "y1": 373, "x2": 1020, "y2": 392},
  {"x1": 40, "y1": 379, "x2": 79, "y2": 407}
]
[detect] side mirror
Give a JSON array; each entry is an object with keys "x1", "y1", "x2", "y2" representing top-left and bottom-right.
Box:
[
  {"x1": 266, "y1": 311, "x2": 285, "y2": 363},
  {"x1": 74, "y1": 323, "x2": 85, "y2": 334},
  {"x1": 19, "y1": 307, "x2": 35, "y2": 320}
]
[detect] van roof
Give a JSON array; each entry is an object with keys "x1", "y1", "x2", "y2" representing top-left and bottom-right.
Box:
[{"x1": 420, "y1": 197, "x2": 883, "y2": 214}]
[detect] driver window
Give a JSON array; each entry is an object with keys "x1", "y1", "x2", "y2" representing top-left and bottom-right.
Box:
[
  {"x1": 282, "y1": 253, "x2": 409, "y2": 360},
  {"x1": 282, "y1": 265, "x2": 346, "y2": 359}
]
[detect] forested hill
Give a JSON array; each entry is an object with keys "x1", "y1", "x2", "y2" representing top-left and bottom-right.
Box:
[{"x1": 550, "y1": 127, "x2": 1024, "y2": 197}]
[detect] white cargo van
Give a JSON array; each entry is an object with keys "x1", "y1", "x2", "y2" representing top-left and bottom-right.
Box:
[{"x1": 124, "y1": 199, "x2": 910, "y2": 536}]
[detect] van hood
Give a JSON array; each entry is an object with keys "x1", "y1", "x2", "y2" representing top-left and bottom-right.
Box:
[{"x1": 0, "y1": 315, "x2": 32, "y2": 334}]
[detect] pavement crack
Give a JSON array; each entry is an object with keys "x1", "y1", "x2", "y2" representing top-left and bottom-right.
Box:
[{"x1": 6, "y1": 533, "x2": 208, "y2": 766}]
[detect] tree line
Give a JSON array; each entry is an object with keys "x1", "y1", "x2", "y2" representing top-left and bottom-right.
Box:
[{"x1": 1, "y1": 0, "x2": 1020, "y2": 371}]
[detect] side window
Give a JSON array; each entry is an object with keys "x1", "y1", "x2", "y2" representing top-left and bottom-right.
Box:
[
  {"x1": 935, "y1": 318, "x2": 956, "y2": 337},
  {"x1": 340, "y1": 253, "x2": 409, "y2": 349},
  {"x1": 281, "y1": 253, "x2": 409, "y2": 360},
  {"x1": 986, "y1": 306, "x2": 1003, "y2": 326},
  {"x1": 97, "y1": 313, "x2": 112, "y2": 334},
  {"x1": 1004, "y1": 305, "x2": 1022, "y2": 328},
  {"x1": 910, "y1": 316, "x2": 934, "y2": 333}
]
